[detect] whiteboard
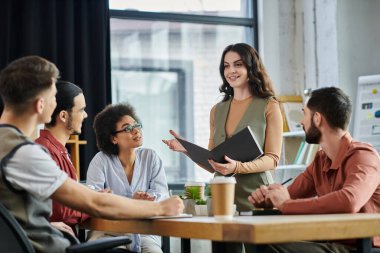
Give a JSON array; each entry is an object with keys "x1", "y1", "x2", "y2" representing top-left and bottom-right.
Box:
[{"x1": 353, "y1": 74, "x2": 380, "y2": 153}]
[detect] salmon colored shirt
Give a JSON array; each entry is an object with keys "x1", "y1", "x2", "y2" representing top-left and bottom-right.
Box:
[
  {"x1": 284, "y1": 132, "x2": 380, "y2": 246},
  {"x1": 35, "y1": 130, "x2": 89, "y2": 230}
]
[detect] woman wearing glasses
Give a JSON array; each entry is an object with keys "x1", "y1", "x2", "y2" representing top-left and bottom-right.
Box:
[{"x1": 86, "y1": 103, "x2": 168, "y2": 253}]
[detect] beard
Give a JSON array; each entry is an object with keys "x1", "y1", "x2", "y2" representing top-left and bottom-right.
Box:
[
  {"x1": 304, "y1": 118, "x2": 321, "y2": 144},
  {"x1": 66, "y1": 113, "x2": 81, "y2": 135}
]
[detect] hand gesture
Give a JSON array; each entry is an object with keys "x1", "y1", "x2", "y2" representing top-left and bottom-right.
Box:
[
  {"x1": 159, "y1": 196, "x2": 184, "y2": 216},
  {"x1": 208, "y1": 155, "x2": 237, "y2": 175},
  {"x1": 248, "y1": 185, "x2": 273, "y2": 208},
  {"x1": 162, "y1": 130, "x2": 186, "y2": 153},
  {"x1": 98, "y1": 188, "x2": 113, "y2": 193},
  {"x1": 133, "y1": 191, "x2": 156, "y2": 201},
  {"x1": 266, "y1": 184, "x2": 290, "y2": 211},
  {"x1": 50, "y1": 222, "x2": 75, "y2": 237}
]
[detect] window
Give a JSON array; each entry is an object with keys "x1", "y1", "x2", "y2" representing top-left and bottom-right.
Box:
[
  {"x1": 109, "y1": 0, "x2": 253, "y2": 18},
  {"x1": 110, "y1": 0, "x2": 257, "y2": 183}
]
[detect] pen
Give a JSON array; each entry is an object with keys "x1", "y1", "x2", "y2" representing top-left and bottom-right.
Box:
[{"x1": 281, "y1": 178, "x2": 293, "y2": 185}]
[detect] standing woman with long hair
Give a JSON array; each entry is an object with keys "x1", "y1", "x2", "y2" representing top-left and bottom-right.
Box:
[{"x1": 163, "y1": 43, "x2": 283, "y2": 213}]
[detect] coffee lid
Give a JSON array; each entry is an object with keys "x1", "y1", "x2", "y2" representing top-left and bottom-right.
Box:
[
  {"x1": 210, "y1": 176, "x2": 236, "y2": 184},
  {"x1": 185, "y1": 182, "x2": 206, "y2": 187}
]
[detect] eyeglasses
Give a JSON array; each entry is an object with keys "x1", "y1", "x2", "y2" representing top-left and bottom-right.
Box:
[{"x1": 113, "y1": 123, "x2": 142, "y2": 135}]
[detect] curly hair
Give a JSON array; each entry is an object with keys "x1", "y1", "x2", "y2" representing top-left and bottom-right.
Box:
[
  {"x1": 218, "y1": 43, "x2": 275, "y2": 102},
  {"x1": 93, "y1": 103, "x2": 140, "y2": 155}
]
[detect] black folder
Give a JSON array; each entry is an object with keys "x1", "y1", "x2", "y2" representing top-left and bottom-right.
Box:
[{"x1": 176, "y1": 126, "x2": 263, "y2": 172}]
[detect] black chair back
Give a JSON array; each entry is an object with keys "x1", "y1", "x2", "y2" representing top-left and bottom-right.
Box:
[
  {"x1": 0, "y1": 202, "x2": 35, "y2": 253},
  {"x1": 0, "y1": 202, "x2": 135, "y2": 253}
]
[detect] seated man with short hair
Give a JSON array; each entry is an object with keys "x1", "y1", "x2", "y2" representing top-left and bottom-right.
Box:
[
  {"x1": 249, "y1": 87, "x2": 380, "y2": 253},
  {"x1": 35, "y1": 80, "x2": 91, "y2": 236},
  {"x1": 0, "y1": 55, "x2": 183, "y2": 253}
]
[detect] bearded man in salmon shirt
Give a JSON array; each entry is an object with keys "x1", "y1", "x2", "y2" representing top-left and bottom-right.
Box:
[{"x1": 249, "y1": 87, "x2": 380, "y2": 253}]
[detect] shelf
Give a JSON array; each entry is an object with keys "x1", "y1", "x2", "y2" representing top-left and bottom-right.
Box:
[
  {"x1": 66, "y1": 135, "x2": 87, "y2": 180},
  {"x1": 67, "y1": 139, "x2": 87, "y2": 144},
  {"x1": 283, "y1": 131, "x2": 305, "y2": 137}
]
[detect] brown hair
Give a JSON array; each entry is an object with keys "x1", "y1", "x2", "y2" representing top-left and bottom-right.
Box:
[
  {"x1": 0, "y1": 55, "x2": 59, "y2": 113},
  {"x1": 219, "y1": 43, "x2": 275, "y2": 101}
]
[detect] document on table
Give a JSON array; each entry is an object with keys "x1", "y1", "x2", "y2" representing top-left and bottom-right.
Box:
[
  {"x1": 146, "y1": 213, "x2": 193, "y2": 219},
  {"x1": 251, "y1": 208, "x2": 282, "y2": 216}
]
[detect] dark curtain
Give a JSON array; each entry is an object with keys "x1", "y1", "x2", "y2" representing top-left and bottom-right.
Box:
[{"x1": 0, "y1": 0, "x2": 111, "y2": 179}]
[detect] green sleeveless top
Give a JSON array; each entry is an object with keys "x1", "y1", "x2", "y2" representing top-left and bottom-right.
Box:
[
  {"x1": 213, "y1": 97, "x2": 274, "y2": 211},
  {"x1": 0, "y1": 125, "x2": 70, "y2": 252}
]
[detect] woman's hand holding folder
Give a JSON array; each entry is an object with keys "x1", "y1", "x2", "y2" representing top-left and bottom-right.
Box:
[{"x1": 208, "y1": 155, "x2": 237, "y2": 176}]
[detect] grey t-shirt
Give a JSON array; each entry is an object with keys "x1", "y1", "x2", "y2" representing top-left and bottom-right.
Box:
[
  {"x1": 0, "y1": 127, "x2": 69, "y2": 253},
  {"x1": 5, "y1": 144, "x2": 68, "y2": 201}
]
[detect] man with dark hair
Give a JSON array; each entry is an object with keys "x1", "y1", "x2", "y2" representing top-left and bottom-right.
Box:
[
  {"x1": 0, "y1": 56, "x2": 183, "y2": 253},
  {"x1": 35, "y1": 81, "x2": 89, "y2": 236},
  {"x1": 249, "y1": 87, "x2": 380, "y2": 253}
]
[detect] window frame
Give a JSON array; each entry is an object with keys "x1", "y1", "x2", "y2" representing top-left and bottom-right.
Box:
[
  {"x1": 109, "y1": 1, "x2": 259, "y2": 186},
  {"x1": 110, "y1": 1, "x2": 258, "y2": 49},
  {"x1": 111, "y1": 59, "x2": 194, "y2": 180}
]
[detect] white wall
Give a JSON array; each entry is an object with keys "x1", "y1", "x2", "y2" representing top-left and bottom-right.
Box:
[
  {"x1": 337, "y1": 0, "x2": 380, "y2": 128},
  {"x1": 261, "y1": 0, "x2": 304, "y2": 96},
  {"x1": 261, "y1": 0, "x2": 380, "y2": 130}
]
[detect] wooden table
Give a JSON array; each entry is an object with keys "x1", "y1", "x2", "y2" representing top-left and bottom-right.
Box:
[{"x1": 80, "y1": 213, "x2": 380, "y2": 253}]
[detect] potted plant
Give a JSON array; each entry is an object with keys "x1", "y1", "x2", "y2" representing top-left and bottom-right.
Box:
[
  {"x1": 194, "y1": 199, "x2": 208, "y2": 216},
  {"x1": 205, "y1": 184, "x2": 213, "y2": 216},
  {"x1": 183, "y1": 182, "x2": 206, "y2": 215}
]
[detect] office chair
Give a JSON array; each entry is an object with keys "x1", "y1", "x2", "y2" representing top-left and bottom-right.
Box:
[
  {"x1": 348, "y1": 238, "x2": 380, "y2": 253},
  {"x1": 349, "y1": 249, "x2": 380, "y2": 253},
  {"x1": 349, "y1": 247, "x2": 380, "y2": 253},
  {"x1": 0, "y1": 202, "x2": 132, "y2": 253}
]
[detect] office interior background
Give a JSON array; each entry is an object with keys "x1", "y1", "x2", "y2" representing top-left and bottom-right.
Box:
[{"x1": 0, "y1": 0, "x2": 379, "y2": 185}]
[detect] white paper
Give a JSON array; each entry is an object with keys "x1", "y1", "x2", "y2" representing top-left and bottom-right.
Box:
[
  {"x1": 145, "y1": 213, "x2": 193, "y2": 219},
  {"x1": 354, "y1": 74, "x2": 380, "y2": 153}
]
